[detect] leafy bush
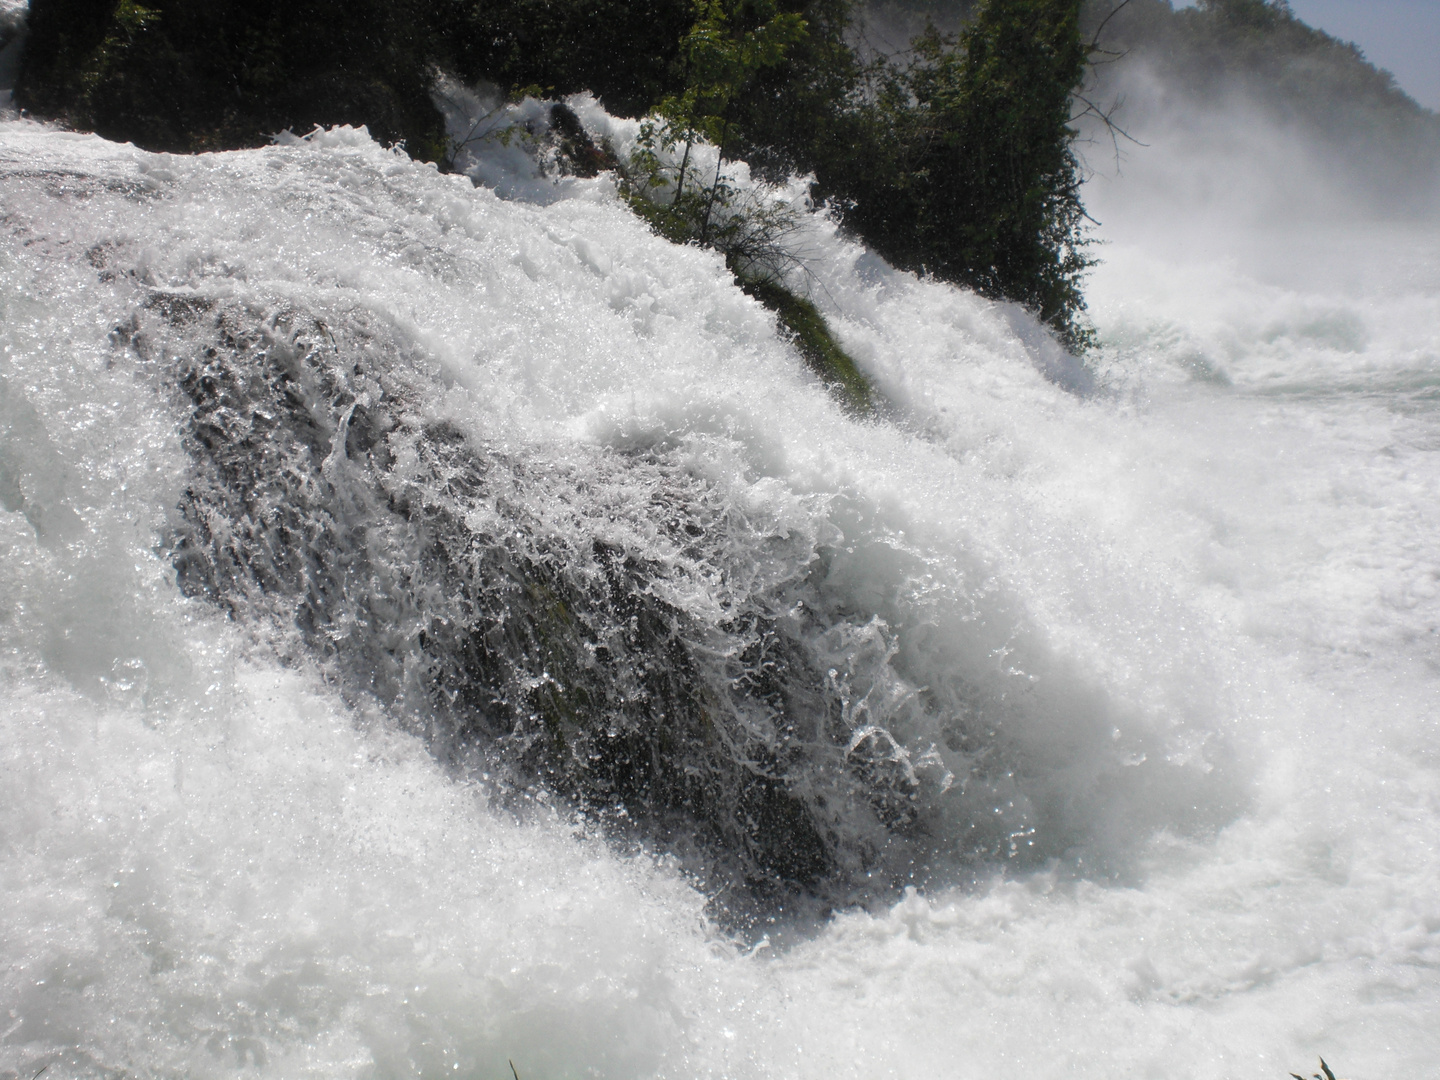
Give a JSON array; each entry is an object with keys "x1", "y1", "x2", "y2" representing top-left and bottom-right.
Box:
[
  {"x1": 626, "y1": 0, "x2": 807, "y2": 244},
  {"x1": 809, "y1": 0, "x2": 1096, "y2": 351},
  {"x1": 15, "y1": 0, "x2": 456, "y2": 155},
  {"x1": 622, "y1": 0, "x2": 876, "y2": 412},
  {"x1": 18, "y1": 0, "x2": 1102, "y2": 350},
  {"x1": 446, "y1": 0, "x2": 696, "y2": 118},
  {"x1": 714, "y1": 0, "x2": 1098, "y2": 349},
  {"x1": 14, "y1": 0, "x2": 699, "y2": 154}
]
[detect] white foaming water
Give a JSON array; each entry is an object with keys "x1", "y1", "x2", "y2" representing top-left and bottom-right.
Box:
[{"x1": 1, "y1": 89, "x2": 1437, "y2": 1080}]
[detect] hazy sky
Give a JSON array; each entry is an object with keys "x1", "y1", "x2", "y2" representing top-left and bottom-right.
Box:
[{"x1": 1276, "y1": 1, "x2": 1440, "y2": 110}]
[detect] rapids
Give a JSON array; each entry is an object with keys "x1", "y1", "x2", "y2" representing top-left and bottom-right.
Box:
[{"x1": 2, "y1": 78, "x2": 1438, "y2": 1080}]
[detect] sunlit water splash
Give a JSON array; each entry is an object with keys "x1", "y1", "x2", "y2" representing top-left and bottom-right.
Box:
[{"x1": 1, "y1": 87, "x2": 1438, "y2": 1080}]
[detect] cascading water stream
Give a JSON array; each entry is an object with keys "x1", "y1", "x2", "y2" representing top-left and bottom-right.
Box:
[{"x1": 2, "y1": 59, "x2": 1438, "y2": 1080}]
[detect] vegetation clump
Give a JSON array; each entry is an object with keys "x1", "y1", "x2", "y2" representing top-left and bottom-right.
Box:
[
  {"x1": 16, "y1": 0, "x2": 1105, "y2": 353},
  {"x1": 662, "y1": 0, "x2": 1101, "y2": 350},
  {"x1": 21, "y1": 0, "x2": 1434, "y2": 347},
  {"x1": 14, "y1": 0, "x2": 455, "y2": 156},
  {"x1": 737, "y1": 276, "x2": 876, "y2": 413},
  {"x1": 622, "y1": 161, "x2": 877, "y2": 413},
  {"x1": 817, "y1": 0, "x2": 1096, "y2": 350},
  {"x1": 618, "y1": 0, "x2": 877, "y2": 411}
]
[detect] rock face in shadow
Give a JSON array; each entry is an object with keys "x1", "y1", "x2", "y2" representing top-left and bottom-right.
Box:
[{"x1": 112, "y1": 281, "x2": 934, "y2": 927}]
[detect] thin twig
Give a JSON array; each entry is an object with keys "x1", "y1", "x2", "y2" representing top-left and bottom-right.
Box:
[
  {"x1": 1087, "y1": 0, "x2": 1136, "y2": 53},
  {"x1": 1070, "y1": 90, "x2": 1148, "y2": 171}
]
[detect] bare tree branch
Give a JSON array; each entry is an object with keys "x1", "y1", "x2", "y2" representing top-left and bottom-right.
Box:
[{"x1": 1087, "y1": 0, "x2": 1136, "y2": 54}]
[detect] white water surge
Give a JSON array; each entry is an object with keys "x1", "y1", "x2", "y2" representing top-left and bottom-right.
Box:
[{"x1": 1, "y1": 85, "x2": 1438, "y2": 1080}]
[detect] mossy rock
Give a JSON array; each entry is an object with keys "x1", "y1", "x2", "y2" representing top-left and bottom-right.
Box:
[
  {"x1": 737, "y1": 274, "x2": 875, "y2": 416},
  {"x1": 620, "y1": 188, "x2": 874, "y2": 416}
]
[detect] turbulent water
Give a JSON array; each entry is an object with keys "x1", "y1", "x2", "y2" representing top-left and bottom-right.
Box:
[{"x1": 2, "y1": 76, "x2": 1439, "y2": 1080}]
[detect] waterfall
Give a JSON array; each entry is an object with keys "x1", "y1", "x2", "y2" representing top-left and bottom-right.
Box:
[{"x1": 2, "y1": 83, "x2": 1438, "y2": 1078}]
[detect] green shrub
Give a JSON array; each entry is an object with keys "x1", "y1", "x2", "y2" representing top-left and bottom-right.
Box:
[
  {"x1": 14, "y1": 0, "x2": 695, "y2": 154},
  {"x1": 447, "y1": 0, "x2": 695, "y2": 118},
  {"x1": 18, "y1": 0, "x2": 1102, "y2": 351},
  {"x1": 16, "y1": 0, "x2": 455, "y2": 155},
  {"x1": 622, "y1": 0, "x2": 876, "y2": 413},
  {"x1": 805, "y1": 0, "x2": 1097, "y2": 351}
]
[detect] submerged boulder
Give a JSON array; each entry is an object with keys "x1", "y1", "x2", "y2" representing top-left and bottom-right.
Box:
[{"x1": 111, "y1": 278, "x2": 926, "y2": 924}]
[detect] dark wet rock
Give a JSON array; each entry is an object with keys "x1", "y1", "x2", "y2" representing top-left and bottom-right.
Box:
[
  {"x1": 118, "y1": 286, "x2": 930, "y2": 926},
  {"x1": 546, "y1": 102, "x2": 617, "y2": 178}
]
